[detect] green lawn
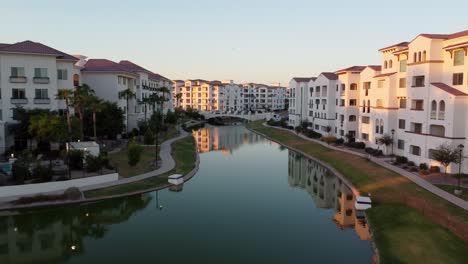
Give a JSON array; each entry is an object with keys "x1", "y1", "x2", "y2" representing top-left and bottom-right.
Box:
[
  {"x1": 85, "y1": 136, "x2": 197, "y2": 199},
  {"x1": 436, "y1": 185, "x2": 468, "y2": 202},
  {"x1": 367, "y1": 204, "x2": 468, "y2": 264},
  {"x1": 108, "y1": 146, "x2": 158, "y2": 178},
  {"x1": 247, "y1": 121, "x2": 468, "y2": 262}
]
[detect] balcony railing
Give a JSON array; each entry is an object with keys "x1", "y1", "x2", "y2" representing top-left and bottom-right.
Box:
[
  {"x1": 438, "y1": 111, "x2": 445, "y2": 120},
  {"x1": 33, "y1": 77, "x2": 50, "y2": 84},
  {"x1": 9, "y1": 76, "x2": 27, "y2": 83},
  {"x1": 430, "y1": 111, "x2": 436, "y2": 119},
  {"x1": 34, "y1": 98, "x2": 51, "y2": 104},
  {"x1": 11, "y1": 98, "x2": 28, "y2": 104}
]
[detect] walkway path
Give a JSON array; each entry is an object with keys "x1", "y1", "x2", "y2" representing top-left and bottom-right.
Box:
[
  {"x1": 261, "y1": 123, "x2": 468, "y2": 210},
  {"x1": 80, "y1": 127, "x2": 190, "y2": 192}
]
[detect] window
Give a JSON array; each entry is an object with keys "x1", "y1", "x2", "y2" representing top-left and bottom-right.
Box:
[
  {"x1": 349, "y1": 115, "x2": 356, "y2": 122},
  {"x1": 397, "y1": 140, "x2": 405, "y2": 150},
  {"x1": 411, "y1": 100, "x2": 424, "y2": 111},
  {"x1": 12, "y1": 88, "x2": 26, "y2": 99},
  {"x1": 34, "y1": 68, "x2": 48, "y2": 78},
  {"x1": 123, "y1": 78, "x2": 127, "y2": 85},
  {"x1": 454, "y1": 49, "x2": 465, "y2": 66},
  {"x1": 439, "y1": 100, "x2": 445, "y2": 120},
  {"x1": 400, "y1": 59, "x2": 407, "y2": 72},
  {"x1": 350, "y1": 83, "x2": 357, "y2": 90},
  {"x1": 57, "y1": 69, "x2": 68, "y2": 80},
  {"x1": 410, "y1": 145, "x2": 421, "y2": 156},
  {"x1": 412, "y1": 76, "x2": 425, "y2": 87},
  {"x1": 422, "y1": 51, "x2": 427, "y2": 61},
  {"x1": 411, "y1": 123, "x2": 423, "y2": 134},
  {"x1": 11, "y1": 67, "x2": 25, "y2": 77},
  {"x1": 389, "y1": 60, "x2": 393, "y2": 68},
  {"x1": 399, "y1": 98, "x2": 407, "y2": 109},
  {"x1": 384, "y1": 61, "x2": 388, "y2": 69},
  {"x1": 362, "y1": 116, "x2": 370, "y2": 124},
  {"x1": 362, "y1": 133, "x2": 369, "y2": 141},
  {"x1": 399, "y1": 78, "x2": 406, "y2": 88},
  {"x1": 418, "y1": 51, "x2": 422, "y2": 62},
  {"x1": 35, "y1": 89, "x2": 48, "y2": 99},
  {"x1": 375, "y1": 119, "x2": 379, "y2": 133},
  {"x1": 380, "y1": 119, "x2": 384, "y2": 134},
  {"x1": 430, "y1": 100, "x2": 437, "y2": 119},
  {"x1": 453, "y1": 73, "x2": 463, "y2": 85},
  {"x1": 349, "y1": 99, "x2": 357, "y2": 106},
  {"x1": 340, "y1": 99, "x2": 345, "y2": 106},
  {"x1": 398, "y1": 119, "x2": 406, "y2": 129},
  {"x1": 377, "y1": 80, "x2": 385, "y2": 88}
]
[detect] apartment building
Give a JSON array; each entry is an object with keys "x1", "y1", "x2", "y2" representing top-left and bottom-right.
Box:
[
  {"x1": 289, "y1": 29, "x2": 468, "y2": 172},
  {"x1": 0, "y1": 40, "x2": 81, "y2": 152},
  {"x1": 307, "y1": 73, "x2": 339, "y2": 134},
  {"x1": 173, "y1": 79, "x2": 287, "y2": 112},
  {"x1": 80, "y1": 59, "x2": 172, "y2": 132}
]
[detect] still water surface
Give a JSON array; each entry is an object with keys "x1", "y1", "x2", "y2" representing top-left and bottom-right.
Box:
[{"x1": 0, "y1": 125, "x2": 373, "y2": 263}]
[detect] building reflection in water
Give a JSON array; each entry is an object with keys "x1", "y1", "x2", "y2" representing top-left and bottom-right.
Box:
[
  {"x1": 192, "y1": 125, "x2": 267, "y2": 154},
  {"x1": 0, "y1": 194, "x2": 152, "y2": 263},
  {"x1": 288, "y1": 151, "x2": 371, "y2": 241}
]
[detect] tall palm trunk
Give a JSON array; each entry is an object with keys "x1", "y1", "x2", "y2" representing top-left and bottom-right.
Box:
[
  {"x1": 65, "y1": 99, "x2": 72, "y2": 135},
  {"x1": 93, "y1": 111, "x2": 97, "y2": 139},
  {"x1": 126, "y1": 97, "x2": 129, "y2": 134}
]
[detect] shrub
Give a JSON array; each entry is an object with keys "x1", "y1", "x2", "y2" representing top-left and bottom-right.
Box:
[
  {"x1": 144, "y1": 129, "x2": 155, "y2": 145},
  {"x1": 321, "y1": 136, "x2": 337, "y2": 145},
  {"x1": 407, "y1": 161, "x2": 415, "y2": 166},
  {"x1": 344, "y1": 142, "x2": 365, "y2": 149},
  {"x1": 419, "y1": 163, "x2": 428, "y2": 170},
  {"x1": 429, "y1": 166, "x2": 441, "y2": 173},
  {"x1": 64, "y1": 187, "x2": 82, "y2": 200},
  {"x1": 85, "y1": 155, "x2": 103, "y2": 172},
  {"x1": 420, "y1": 169, "x2": 429, "y2": 175},
  {"x1": 365, "y1": 147, "x2": 383, "y2": 157},
  {"x1": 294, "y1": 126, "x2": 302, "y2": 133},
  {"x1": 305, "y1": 129, "x2": 322, "y2": 139},
  {"x1": 335, "y1": 138, "x2": 344, "y2": 145},
  {"x1": 395, "y1": 156, "x2": 408, "y2": 164},
  {"x1": 402, "y1": 165, "x2": 409, "y2": 170},
  {"x1": 127, "y1": 142, "x2": 144, "y2": 166},
  {"x1": 32, "y1": 164, "x2": 53, "y2": 182},
  {"x1": 409, "y1": 167, "x2": 418, "y2": 172},
  {"x1": 165, "y1": 110, "x2": 177, "y2": 124},
  {"x1": 69, "y1": 150, "x2": 84, "y2": 170},
  {"x1": 12, "y1": 162, "x2": 30, "y2": 184}
]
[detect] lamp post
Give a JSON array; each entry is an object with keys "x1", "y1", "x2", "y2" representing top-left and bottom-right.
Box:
[
  {"x1": 456, "y1": 144, "x2": 464, "y2": 195},
  {"x1": 391, "y1": 129, "x2": 395, "y2": 157}
]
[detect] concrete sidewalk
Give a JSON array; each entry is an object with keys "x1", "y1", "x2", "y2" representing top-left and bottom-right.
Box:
[{"x1": 262, "y1": 123, "x2": 468, "y2": 210}]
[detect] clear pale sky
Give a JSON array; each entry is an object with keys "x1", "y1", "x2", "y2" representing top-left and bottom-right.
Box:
[{"x1": 1, "y1": 0, "x2": 467, "y2": 85}]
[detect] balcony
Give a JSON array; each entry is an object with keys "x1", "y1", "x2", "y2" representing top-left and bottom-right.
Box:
[
  {"x1": 9, "y1": 76, "x2": 27, "y2": 83},
  {"x1": 33, "y1": 77, "x2": 50, "y2": 84},
  {"x1": 34, "y1": 98, "x2": 51, "y2": 104},
  {"x1": 438, "y1": 111, "x2": 445, "y2": 120},
  {"x1": 430, "y1": 111, "x2": 436, "y2": 120},
  {"x1": 11, "y1": 98, "x2": 28, "y2": 104}
]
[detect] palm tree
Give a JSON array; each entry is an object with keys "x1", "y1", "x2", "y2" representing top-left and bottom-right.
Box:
[
  {"x1": 140, "y1": 97, "x2": 152, "y2": 122},
  {"x1": 56, "y1": 89, "x2": 73, "y2": 136},
  {"x1": 72, "y1": 84, "x2": 95, "y2": 140},
  {"x1": 118, "y1": 88, "x2": 136, "y2": 134},
  {"x1": 377, "y1": 134, "x2": 393, "y2": 155},
  {"x1": 88, "y1": 96, "x2": 104, "y2": 139},
  {"x1": 175, "y1": 93, "x2": 183, "y2": 108}
]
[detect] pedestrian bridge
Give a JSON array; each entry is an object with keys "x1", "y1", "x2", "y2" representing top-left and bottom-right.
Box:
[{"x1": 202, "y1": 112, "x2": 270, "y2": 121}]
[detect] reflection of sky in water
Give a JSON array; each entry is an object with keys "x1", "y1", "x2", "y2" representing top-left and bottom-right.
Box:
[{"x1": 0, "y1": 125, "x2": 372, "y2": 264}]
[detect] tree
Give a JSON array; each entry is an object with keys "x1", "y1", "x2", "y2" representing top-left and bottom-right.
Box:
[
  {"x1": 127, "y1": 141, "x2": 143, "y2": 166},
  {"x1": 300, "y1": 120, "x2": 309, "y2": 131},
  {"x1": 56, "y1": 89, "x2": 73, "y2": 137},
  {"x1": 118, "y1": 88, "x2": 136, "y2": 135},
  {"x1": 174, "y1": 93, "x2": 183, "y2": 108},
  {"x1": 88, "y1": 96, "x2": 104, "y2": 139},
  {"x1": 11, "y1": 107, "x2": 51, "y2": 150},
  {"x1": 325, "y1": 126, "x2": 332, "y2": 136},
  {"x1": 377, "y1": 134, "x2": 393, "y2": 155},
  {"x1": 431, "y1": 144, "x2": 460, "y2": 174},
  {"x1": 84, "y1": 101, "x2": 124, "y2": 139},
  {"x1": 140, "y1": 97, "x2": 152, "y2": 122},
  {"x1": 72, "y1": 84, "x2": 95, "y2": 140}
]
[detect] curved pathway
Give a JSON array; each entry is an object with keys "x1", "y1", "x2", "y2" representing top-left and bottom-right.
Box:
[
  {"x1": 80, "y1": 127, "x2": 190, "y2": 192},
  {"x1": 258, "y1": 123, "x2": 468, "y2": 210}
]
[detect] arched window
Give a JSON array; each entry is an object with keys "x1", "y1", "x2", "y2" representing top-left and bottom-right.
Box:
[
  {"x1": 423, "y1": 51, "x2": 427, "y2": 61},
  {"x1": 350, "y1": 83, "x2": 357, "y2": 90},
  {"x1": 439, "y1": 100, "x2": 445, "y2": 120},
  {"x1": 431, "y1": 100, "x2": 437, "y2": 119},
  {"x1": 73, "y1": 74, "x2": 80, "y2": 87},
  {"x1": 367, "y1": 100, "x2": 370, "y2": 113},
  {"x1": 384, "y1": 61, "x2": 388, "y2": 69},
  {"x1": 375, "y1": 119, "x2": 379, "y2": 133},
  {"x1": 413, "y1": 52, "x2": 417, "y2": 62},
  {"x1": 389, "y1": 60, "x2": 393, "y2": 68},
  {"x1": 362, "y1": 100, "x2": 366, "y2": 113},
  {"x1": 380, "y1": 119, "x2": 384, "y2": 134},
  {"x1": 418, "y1": 51, "x2": 422, "y2": 62}
]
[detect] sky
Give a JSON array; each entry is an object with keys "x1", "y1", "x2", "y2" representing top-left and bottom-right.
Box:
[{"x1": 1, "y1": 0, "x2": 467, "y2": 86}]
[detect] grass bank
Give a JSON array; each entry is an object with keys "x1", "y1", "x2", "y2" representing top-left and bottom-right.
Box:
[
  {"x1": 436, "y1": 185, "x2": 468, "y2": 202},
  {"x1": 108, "y1": 146, "x2": 158, "y2": 178},
  {"x1": 247, "y1": 121, "x2": 468, "y2": 263},
  {"x1": 84, "y1": 136, "x2": 197, "y2": 199}
]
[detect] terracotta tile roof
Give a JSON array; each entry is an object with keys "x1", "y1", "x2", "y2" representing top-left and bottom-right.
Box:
[
  {"x1": 0, "y1": 40, "x2": 78, "y2": 61},
  {"x1": 335, "y1": 66, "x2": 366, "y2": 74},
  {"x1": 418, "y1": 30, "x2": 468, "y2": 40},
  {"x1": 378, "y1": 42, "x2": 409, "y2": 51},
  {"x1": 374, "y1": 72, "x2": 396, "y2": 78},
  {"x1": 443, "y1": 40, "x2": 468, "y2": 50},
  {"x1": 320, "y1": 72, "x2": 338, "y2": 80},
  {"x1": 431, "y1": 82, "x2": 468, "y2": 96},
  {"x1": 82, "y1": 59, "x2": 137, "y2": 75},
  {"x1": 118, "y1": 60, "x2": 171, "y2": 82},
  {"x1": 367, "y1": 65, "x2": 382, "y2": 71},
  {"x1": 292, "y1": 77, "x2": 315, "y2": 83}
]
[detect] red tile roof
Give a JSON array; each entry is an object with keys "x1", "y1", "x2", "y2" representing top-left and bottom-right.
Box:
[
  {"x1": 431, "y1": 82, "x2": 468, "y2": 96},
  {"x1": 119, "y1": 60, "x2": 171, "y2": 81},
  {"x1": 82, "y1": 59, "x2": 137, "y2": 75},
  {"x1": 335, "y1": 66, "x2": 366, "y2": 74},
  {"x1": 378, "y1": 42, "x2": 409, "y2": 51},
  {"x1": 0, "y1": 40, "x2": 77, "y2": 61},
  {"x1": 320, "y1": 72, "x2": 338, "y2": 80},
  {"x1": 367, "y1": 65, "x2": 382, "y2": 71},
  {"x1": 443, "y1": 40, "x2": 468, "y2": 50},
  {"x1": 418, "y1": 30, "x2": 468, "y2": 40},
  {"x1": 374, "y1": 72, "x2": 396, "y2": 78},
  {"x1": 292, "y1": 77, "x2": 315, "y2": 82}
]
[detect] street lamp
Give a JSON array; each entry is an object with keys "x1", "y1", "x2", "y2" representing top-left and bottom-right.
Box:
[
  {"x1": 456, "y1": 144, "x2": 464, "y2": 195},
  {"x1": 391, "y1": 129, "x2": 395, "y2": 157}
]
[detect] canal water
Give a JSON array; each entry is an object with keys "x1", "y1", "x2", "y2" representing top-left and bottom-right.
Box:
[{"x1": 0, "y1": 125, "x2": 373, "y2": 263}]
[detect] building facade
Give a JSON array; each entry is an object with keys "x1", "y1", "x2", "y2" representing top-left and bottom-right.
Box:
[{"x1": 289, "y1": 29, "x2": 468, "y2": 173}]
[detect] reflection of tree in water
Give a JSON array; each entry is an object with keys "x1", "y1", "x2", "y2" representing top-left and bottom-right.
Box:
[
  {"x1": 0, "y1": 194, "x2": 152, "y2": 263},
  {"x1": 287, "y1": 150, "x2": 371, "y2": 241}
]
